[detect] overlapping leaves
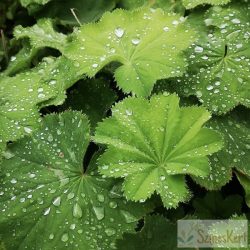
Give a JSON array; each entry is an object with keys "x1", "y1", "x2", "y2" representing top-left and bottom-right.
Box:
[
  {"x1": 0, "y1": 111, "x2": 151, "y2": 249},
  {"x1": 65, "y1": 7, "x2": 194, "y2": 97},
  {"x1": 94, "y1": 94, "x2": 223, "y2": 208},
  {"x1": 179, "y1": 3, "x2": 250, "y2": 114},
  {"x1": 0, "y1": 56, "x2": 83, "y2": 155}
]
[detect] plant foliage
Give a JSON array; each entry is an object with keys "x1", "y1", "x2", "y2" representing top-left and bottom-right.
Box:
[{"x1": 0, "y1": 0, "x2": 249, "y2": 249}]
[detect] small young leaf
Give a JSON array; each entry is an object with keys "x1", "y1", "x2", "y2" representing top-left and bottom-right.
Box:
[
  {"x1": 0, "y1": 111, "x2": 152, "y2": 249},
  {"x1": 65, "y1": 8, "x2": 195, "y2": 97},
  {"x1": 94, "y1": 94, "x2": 223, "y2": 208}
]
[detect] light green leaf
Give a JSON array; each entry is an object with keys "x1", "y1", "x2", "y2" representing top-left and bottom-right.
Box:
[
  {"x1": 94, "y1": 94, "x2": 223, "y2": 208},
  {"x1": 14, "y1": 19, "x2": 66, "y2": 52},
  {"x1": 3, "y1": 41, "x2": 39, "y2": 76},
  {"x1": 65, "y1": 8, "x2": 195, "y2": 97},
  {"x1": 119, "y1": 0, "x2": 185, "y2": 14},
  {"x1": 0, "y1": 111, "x2": 152, "y2": 249},
  {"x1": 182, "y1": 0, "x2": 231, "y2": 9},
  {"x1": 0, "y1": 56, "x2": 83, "y2": 156},
  {"x1": 61, "y1": 78, "x2": 117, "y2": 129},
  {"x1": 194, "y1": 108, "x2": 250, "y2": 189}
]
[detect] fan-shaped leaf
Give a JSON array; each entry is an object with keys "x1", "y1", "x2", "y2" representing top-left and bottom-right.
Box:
[
  {"x1": 0, "y1": 111, "x2": 152, "y2": 249},
  {"x1": 94, "y1": 94, "x2": 223, "y2": 208},
  {"x1": 65, "y1": 8, "x2": 195, "y2": 97}
]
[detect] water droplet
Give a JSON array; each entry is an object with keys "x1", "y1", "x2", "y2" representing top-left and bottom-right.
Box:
[
  {"x1": 114, "y1": 27, "x2": 124, "y2": 38},
  {"x1": 109, "y1": 201, "x2": 117, "y2": 209},
  {"x1": 67, "y1": 192, "x2": 75, "y2": 200},
  {"x1": 93, "y1": 206, "x2": 105, "y2": 220},
  {"x1": 131, "y1": 38, "x2": 140, "y2": 45},
  {"x1": 105, "y1": 228, "x2": 116, "y2": 236},
  {"x1": 48, "y1": 134, "x2": 53, "y2": 142},
  {"x1": 120, "y1": 210, "x2": 137, "y2": 223},
  {"x1": 61, "y1": 233, "x2": 69, "y2": 242},
  {"x1": 194, "y1": 46, "x2": 203, "y2": 53},
  {"x1": 125, "y1": 110, "x2": 133, "y2": 116},
  {"x1": 44, "y1": 207, "x2": 51, "y2": 216},
  {"x1": 206, "y1": 85, "x2": 213, "y2": 90},
  {"x1": 231, "y1": 18, "x2": 240, "y2": 24},
  {"x1": 163, "y1": 26, "x2": 169, "y2": 32},
  {"x1": 160, "y1": 175, "x2": 166, "y2": 181},
  {"x1": 10, "y1": 178, "x2": 17, "y2": 184},
  {"x1": 97, "y1": 194, "x2": 105, "y2": 203},
  {"x1": 49, "y1": 234, "x2": 54, "y2": 240},
  {"x1": 92, "y1": 63, "x2": 99, "y2": 68},
  {"x1": 73, "y1": 203, "x2": 82, "y2": 218},
  {"x1": 52, "y1": 196, "x2": 61, "y2": 207},
  {"x1": 24, "y1": 127, "x2": 32, "y2": 134}
]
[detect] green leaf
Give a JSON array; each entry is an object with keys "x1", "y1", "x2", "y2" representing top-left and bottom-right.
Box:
[
  {"x1": 181, "y1": 33, "x2": 249, "y2": 114},
  {"x1": 0, "y1": 111, "x2": 152, "y2": 249},
  {"x1": 0, "y1": 56, "x2": 83, "y2": 155},
  {"x1": 14, "y1": 19, "x2": 66, "y2": 52},
  {"x1": 119, "y1": 0, "x2": 185, "y2": 14},
  {"x1": 193, "y1": 191, "x2": 243, "y2": 219},
  {"x1": 116, "y1": 215, "x2": 183, "y2": 250},
  {"x1": 182, "y1": 0, "x2": 231, "y2": 9},
  {"x1": 61, "y1": 78, "x2": 117, "y2": 130},
  {"x1": 194, "y1": 108, "x2": 250, "y2": 190},
  {"x1": 20, "y1": 0, "x2": 51, "y2": 8},
  {"x1": 210, "y1": 214, "x2": 250, "y2": 250},
  {"x1": 235, "y1": 171, "x2": 250, "y2": 208},
  {"x1": 3, "y1": 41, "x2": 39, "y2": 76},
  {"x1": 35, "y1": 0, "x2": 116, "y2": 26},
  {"x1": 205, "y1": 3, "x2": 250, "y2": 34},
  {"x1": 65, "y1": 8, "x2": 195, "y2": 97},
  {"x1": 94, "y1": 94, "x2": 223, "y2": 208}
]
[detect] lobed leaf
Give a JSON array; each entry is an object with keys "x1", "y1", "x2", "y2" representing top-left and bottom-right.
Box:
[
  {"x1": 94, "y1": 94, "x2": 223, "y2": 208},
  {"x1": 178, "y1": 4, "x2": 250, "y2": 114},
  {"x1": 194, "y1": 108, "x2": 250, "y2": 190},
  {"x1": 0, "y1": 56, "x2": 83, "y2": 156},
  {"x1": 65, "y1": 8, "x2": 195, "y2": 97},
  {"x1": 0, "y1": 111, "x2": 152, "y2": 249}
]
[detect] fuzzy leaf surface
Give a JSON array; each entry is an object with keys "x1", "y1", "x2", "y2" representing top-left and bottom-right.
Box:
[
  {"x1": 0, "y1": 56, "x2": 83, "y2": 155},
  {"x1": 94, "y1": 94, "x2": 223, "y2": 208},
  {"x1": 65, "y1": 8, "x2": 194, "y2": 97},
  {"x1": 0, "y1": 111, "x2": 151, "y2": 249}
]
